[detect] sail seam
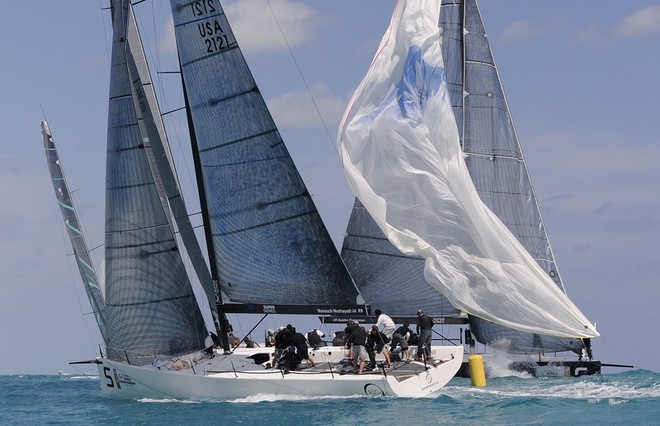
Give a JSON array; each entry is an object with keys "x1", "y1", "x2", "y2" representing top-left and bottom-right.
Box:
[
  {"x1": 199, "y1": 129, "x2": 277, "y2": 153},
  {"x1": 464, "y1": 151, "x2": 521, "y2": 160},
  {"x1": 342, "y1": 246, "x2": 423, "y2": 260},
  {"x1": 203, "y1": 154, "x2": 289, "y2": 168},
  {"x1": 106, "y1": 223, "x2": 170, "y2": 235},
  {"x1": 106, "y1": 181, "x2": 153, "y2": 191},
  {"x1": 465, "y1": 59, "x2": 495, "y2": 68},
  {"x1": 179, "y1": 44, "x2": 239, "y2": 67},
  {"x1": 109, "y1": 93, "x2": 132, "y2": 101},
  {"x1": 106, "y1": 293, "x2": 196, "y2": 307},
  {"x1": 206, "y1": 86, "x2": 259, "y2": 108},
  {"x1": 214, "y1": 210, "x2": 317, "y2": 237}
]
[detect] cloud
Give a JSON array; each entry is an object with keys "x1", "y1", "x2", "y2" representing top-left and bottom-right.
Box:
[
  {"x1": 575, "y1": 6, "x2": 660, "y2": 44},
  {"x1": 225, "y1": 0, "x2": 317, "y2": 53},
  {"x1": 153, "y1": 0, "x2": 317, "y2": 55},
  {"x1": 613, "y1": 6, "x2": 660, "y2": 38},
  {"x1": 498, "y1": 20, "x2": 560, "y2": 43},
  {"x1": 602, "y1": 216, "x2": 659, "y2": 234},
  {"x1": 572, "y1": 24, "x2": 606, "y2": 45},
  {"x1": 267, "y1": 83, "x2": 347, "y2": 130}
]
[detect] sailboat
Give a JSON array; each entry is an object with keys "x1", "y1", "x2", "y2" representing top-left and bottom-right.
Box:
[
  {"x1": 339, "y1": 0, "x2": 602, "y2": 377},
  {"x1": 42, "y1": 0, "x2": 599, "y2": 399}
]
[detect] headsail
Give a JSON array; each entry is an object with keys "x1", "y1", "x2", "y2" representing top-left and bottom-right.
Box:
[
  {"x1": 338, "y1": 0, "x2": 598, "y2": 339},
  {"x1": 41, "y1": 120, "x2": 108, "y2": 345},
  {"x1": 103, "y1": 0, "x2": 208, "y2": 363},
  {"x1": 168, "y1": 0, "x2": 365, "y2": 314},
  {"x1": 441, "y1": 0, "x2": 584, "y2": 354},
  {"x1": 124, "y1": 4, "x2": 221, "y2": 332}
]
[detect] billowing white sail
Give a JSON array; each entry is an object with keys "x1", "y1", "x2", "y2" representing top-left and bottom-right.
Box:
[{"x1": 338, "y1": 0, "x2": 598, "y2": 339}]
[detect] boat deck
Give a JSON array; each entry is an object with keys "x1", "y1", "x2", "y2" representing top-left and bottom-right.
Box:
[{"x1": 292, "y1": 358, "x2": 444, "y2": 382}]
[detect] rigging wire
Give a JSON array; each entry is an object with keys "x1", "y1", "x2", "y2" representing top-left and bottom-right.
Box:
[{"x1": 266, "y1": 0, "x2": 340, "y2": 156}]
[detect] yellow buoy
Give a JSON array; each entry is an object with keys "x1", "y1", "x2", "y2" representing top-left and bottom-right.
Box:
[{"x1": 468, "y1": 354, "x2": 487, "y2": 387}]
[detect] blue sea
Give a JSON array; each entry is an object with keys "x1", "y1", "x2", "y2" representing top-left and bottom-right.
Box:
[{"x1": 1, "y1": 370, "x2": 658, "y2": 425}]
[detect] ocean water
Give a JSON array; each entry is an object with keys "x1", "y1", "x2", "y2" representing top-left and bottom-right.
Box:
[{"x1": 1, "y1": 370, "x2": 658, "y2": 425}]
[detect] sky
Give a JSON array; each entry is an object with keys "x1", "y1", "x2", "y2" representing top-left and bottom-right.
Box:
[{"x1": 0, "y1": 0, "x2": 658, "y2": 375}]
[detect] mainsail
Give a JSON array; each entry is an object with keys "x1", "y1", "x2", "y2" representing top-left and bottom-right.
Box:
[
  {"x1": 338, "y1": 0, "x2": 598, "y2": 339},
  {"x1": 41, "y1": 120, "x2": 108, "y2": 345},
  {"x1": 169, "y1": 0, "x2": 365, "y2": 313},
  {"x1": 103, "y1": 0, "x2": 207, "y2": 362},
  {"x1": 441, "y1": 0, "x2": 583, "y2": 354}
]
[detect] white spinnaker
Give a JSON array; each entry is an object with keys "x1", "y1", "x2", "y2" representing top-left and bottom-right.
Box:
[{"x1": 338, "y1": 0, "x2": 598, "y2": 339}]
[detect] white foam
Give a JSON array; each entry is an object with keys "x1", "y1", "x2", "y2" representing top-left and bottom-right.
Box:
[
  {"x1": 448, "y1": 377, "x2": 660, "y2": 402},
  {"x1": 228, "y1": 393, "x2": 365, "y2": 404},
  {"x1": 137, "y1": 398, "x2": 200, "y2": 404}
]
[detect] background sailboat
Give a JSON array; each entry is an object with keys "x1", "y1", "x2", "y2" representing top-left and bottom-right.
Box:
[
  {"x1": 338, "y1": 0, "x2": 598, "y2": 368},
  {"x1": 342, "y1": 0, "x2": 599, "y2": 372},
  {"x1": 441, "y1": 0, "x2": 589, "y2": 356}
]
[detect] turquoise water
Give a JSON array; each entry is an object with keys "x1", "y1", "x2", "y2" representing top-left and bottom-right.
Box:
[{"x1": 1, "y1": 370, "x2": 658, "y2": 425}]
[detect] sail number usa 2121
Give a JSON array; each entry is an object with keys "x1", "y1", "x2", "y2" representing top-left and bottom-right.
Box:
[{"x1": 190, "y1": 0, "x2": 229, "y2": 53}]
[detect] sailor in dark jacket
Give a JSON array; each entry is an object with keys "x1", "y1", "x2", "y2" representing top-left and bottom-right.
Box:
[
  {"x1": 289, "y1": 329, "x2": 316, "y2": 367},
  {"x1": 346, "y1": 325, "x2": 368, "y2": 374},
  {"x1": 390, "y1": 320, "x2": 413, "y2": 361},
  {"x1": 416, "y1": 310, "x2": 434, "y2": 360},
  {"x1": 367, "y1": 325, "x2": 392, "y2": 368}
]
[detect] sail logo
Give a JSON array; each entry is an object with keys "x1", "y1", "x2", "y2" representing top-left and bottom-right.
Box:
[
  {"x1": 190, "y1": 0, "x2": 216, "y2": 18},
  {"x1": 363, "y1": 384, "x2": 384, "y2": 396},
  {"x1": 102, "y1": 367, "x2": 135, "y2": 389}
]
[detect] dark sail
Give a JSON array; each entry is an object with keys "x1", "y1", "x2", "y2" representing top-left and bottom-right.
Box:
[
  {"x1": 168, "y1": 0, "x2": 364, "y2": 313},
  {"x1": 41, "y1": 120, "x2": 108, "y2": 345},
  {"x1": 441, "y1": 0, "x2": 583, "y2": 354},
  {"x1": 124, "y1": 6, "x2": 220, "y2": 331},
  {"x1": 103, "y1": 0, "x2": 207, "y2": 363}
]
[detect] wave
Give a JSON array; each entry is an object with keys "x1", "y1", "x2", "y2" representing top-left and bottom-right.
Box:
[{"x1": 447, "y1": 369, "x2": 660, "y2": 403}]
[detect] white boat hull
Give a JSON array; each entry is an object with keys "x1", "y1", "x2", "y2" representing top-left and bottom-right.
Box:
[{"x1": 97, "y1": 345, "x2": 462, "y2": 399}]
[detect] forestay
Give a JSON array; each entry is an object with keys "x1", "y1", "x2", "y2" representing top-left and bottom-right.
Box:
[{"x1": 338, "y1": 0, "x2": 598, "y2": 339}]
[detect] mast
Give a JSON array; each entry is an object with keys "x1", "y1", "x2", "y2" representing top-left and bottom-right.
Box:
[{"x1": 182, "y1": 79, "x2": 231, "y2": 353}]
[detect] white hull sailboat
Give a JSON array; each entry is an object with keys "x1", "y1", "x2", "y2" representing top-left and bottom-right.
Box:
[
  {"x1": 43, "y1": 0, "x2": 598, "y2": 400},
  {"x1": 96, "y1": 346, "x2": 462, "y2": 399}
]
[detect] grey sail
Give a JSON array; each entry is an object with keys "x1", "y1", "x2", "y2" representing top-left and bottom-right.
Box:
[
  {"x1": 104, "y1": 0, "x2": 207, "y2": 363},
  {"x1": 440, "y1": 0, "x2": 583, "y2": 354},
  {"x1": 168, "y1": 0, "x2": 364, "y2": 313},
  {"x1": 341, "y1": 198, "x2": 459, "y2": 318},
  {"x1": 124, "y1": 5, "x2": 221, "y2": 330},
  {"x1": 41, "y1": 120, "x2": 108, "y2": 345}
]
